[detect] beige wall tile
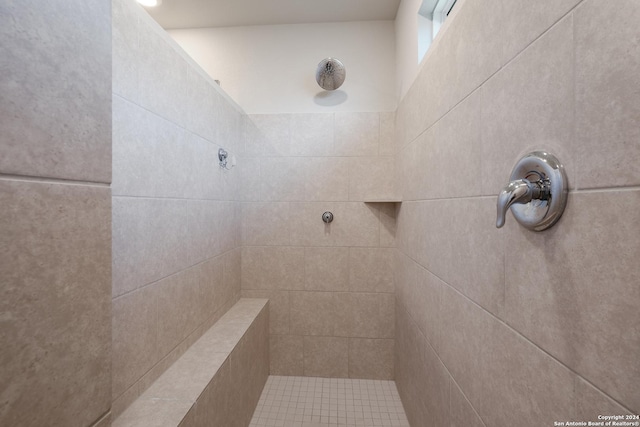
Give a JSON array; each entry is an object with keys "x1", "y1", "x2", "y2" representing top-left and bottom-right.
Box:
[
  {"x1": 113, "y1": 105, "x2": 226, "y2": 200},
  {"x1": 303, "y1": 336, "x2": 349, "y2": 378},
  {"x1": 246, "y1": 114, "x2": 291, "y2": 156},
  {"x1": 239, "y1": 157, "x2": 261, "y2": 201},
  {"x1": 574, "y1": 0, "x2": 640, "y2": 188},
  {"x1": 304, "y1": 157, "x2": 350, "y2": 202},
  {"x1": 450, "y1": 379, "x2": 485, "y2": 427},
  {"x1": 184, "y1": 133, "x2": 227, "y2": 201},
  {"x1": 379, "y1": 112, "x2": 396, "y2": 157},
  {"x1": 396, "y1": 59, "x2": 445, "y2": 147},
  {"x1": 394, "y1": 252, "x2": 414, "y2": 318},
  {"x1": 348, "y1": 157, "x2": 397, "y2": 201},
  {"x1": 216, "y1": 102, "x2": 242, "y2": 155},
  {"x1": 136, "y1": 19, "x2": 190, "y2": 128},
  {"x1": 222, "y1": 248, "x2": 242, "y2": 300},
  {"x1": 260, "y1": 157, "x2": 306, "y2": 201},
  {"x1": 112, "y1": 286, "x2": 159, "y2": 401},
  {"x1": 436, "y1": 285, "x2": 496, "y2": 406},
  {"x1": 305, "y1": 247, "x2": 349, "y2": 292},
  {"x1": 395, "y1": 201, "x2": 424, "y2": 260},
  {"x1": 112, "y1": 197, "x2": 192, "y2": 297},
  {"x1": 440, "y1": 285, "x2": 576, "y2": 427},
  {"x1": 396, "y1": 134, "x2": 427, "y2": 202},
  {"x1": 334, "y1": 112, "x2": 379, "y2": 156},
  {"x1": 241, "y1": 115, "x2": 261, "y2": 157},
  {"x1": 241, "y1": 290, "x2": 290, "y2": 335},
  {"x1": 349, "y1": 247, "x2": 394, "y2": 293},
  {"x1": 481, "y1": 16, "x2": 576, "y2": 196},
  {"x1": 290, "y1": 113, "x2": 334, "y2": 157},
  {"x1": 395, "y1": 0, "x2": 640, "y2": 424},
  {"x1": 112, "y1": 96, "x2": 187, "y2": 198},
  {"x1": 394, "y1": 308, "x2": 411, "y2": 422},
  {"x1": 575, "y1": 377, "x2": 634, "y2": 419},
  {"x1": 334, "y1": 293, "x2": 394, "y2": 338},
  {"x1": 233, "y1": 328, "x2": 265, "y2": 423},
  {"x1": 394, "y1": 306, "x2": 449, "y2": 427},
  {"x1": 289, "y1": 202, "x2": 380, "y2": 247},
  {"x1": 420, "y1": 339, "x2": 450, "y2": 427},
  {"x1": 414, "y1": 198, "x2": 505, "y2": 317},
  {"x1": 396, "y1": 256, "x2": 443, "y2": 353},
  {"x1": 394, "y1": 97, "x2": 408, "y2": 149},
  {"x1": 110, "y1": 0, "x2": 246, "y2": 419},
  {"x1": 502, "y1": 0, "x2": 582, "y2": 63},
  {"x1": 395, "y1": 306, "x2": 425, "y2": 427},
  {"x1": 220, "y1": 202, "x2": 241, "y2": 254},
  {"x1": 290, "y1": 292, "x2": 335, "y2": 336},
  {"x1": 0, "y1": 0, "x2": 111, "y2": 183},
  {"x1": 436, "y1": 0, "x2": 503, "y2": 113},
  {"x1": 187, "y1": 201, "x2": 224, "y2": 264},
  {"x1": 183, "y1": 67, "x2": 216, "y2": 142},
  {"x1": 112, "y1": 0, "x2": 140, "y2": 102},
  {"x1": 505, "y1": 191, "x2": 640, "y2": 411},
  {"x1": 191, "y1": 359, "x2": 232, "y2": 427},
  {"x1": 348, "y1": 339, "x2": 394, "y2": 380},
  {"x1": 90, "y1": 412, "x2": 112, "y2": 427},
  {"x1": 422, "y1": 90, "x2": 484, "y2": 199},
  {"x1": 241, "y1": 202, "x2": 290, "y2": 246},
  {"x1": 156, "y1": 269, "x2": 203, "y2": 357},
  {"x1": 270, "y1": 335, "x2": 304, "y2": 376},
  {"x1": 0, "y1": 180, "x2": 111, "y2": 427},
  {"x1": 196, "y1": 257, "x2": 226, "y2": 320},
  {"x1": 241, "y1": 246, "x2": 304, "y2": 290}
]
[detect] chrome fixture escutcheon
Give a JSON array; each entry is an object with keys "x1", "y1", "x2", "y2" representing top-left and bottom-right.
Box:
[
  {"x1": 322, "y1": 212, "x2": 334, "y2": 224},
  {"x1": 496, "y1": 151, "x2": 568, "y2": 231}
]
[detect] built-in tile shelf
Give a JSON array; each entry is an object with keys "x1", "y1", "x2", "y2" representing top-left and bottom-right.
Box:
[{"x1": 364, "y1": 200, "x2": 402, "y2": 203}]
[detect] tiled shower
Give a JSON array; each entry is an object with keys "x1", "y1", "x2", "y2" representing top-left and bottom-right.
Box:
[{"x1": 2, "y1": 0, "x2": 638, "y2": 427}]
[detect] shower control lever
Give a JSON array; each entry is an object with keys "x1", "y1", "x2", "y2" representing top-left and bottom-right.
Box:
[
  {"x1": 496, "y1": 178, "x2": 549, "y2": 228},
  {"x1": 496, "y1": 151, "x2": 568, "y2": 231}
]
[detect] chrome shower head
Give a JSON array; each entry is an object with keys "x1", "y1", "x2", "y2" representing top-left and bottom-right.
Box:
[{"x1": 315, "y1": 58, "x2": 346, "y2": 91}]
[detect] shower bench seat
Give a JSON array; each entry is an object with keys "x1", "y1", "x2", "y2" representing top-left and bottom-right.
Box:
[{"x1": 112, "y1": 298, "x2": 269, "y2": 427}]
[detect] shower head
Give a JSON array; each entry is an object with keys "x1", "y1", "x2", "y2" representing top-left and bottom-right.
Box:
[{"x1": 315, "y1": 58, "x2": 346, "y2": 91}]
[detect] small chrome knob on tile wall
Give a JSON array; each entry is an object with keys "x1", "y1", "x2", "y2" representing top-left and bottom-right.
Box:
[{"x1": 322, "y1": 212, "x2": 334, "y2": 224}]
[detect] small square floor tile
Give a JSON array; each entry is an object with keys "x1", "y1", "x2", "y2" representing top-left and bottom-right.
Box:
[{"x1": 250, "y1": 376, "x2": 410, "y2": 427}]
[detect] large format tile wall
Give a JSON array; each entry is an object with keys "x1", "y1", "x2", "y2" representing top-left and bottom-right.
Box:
[
  {"x1": 0, "y1": 1, "x2": 112, "y2": 426},
  {"x1": 111, "y1": 0, "x2": 244, "y2": 418},
  {"x1": 394, "y1": 0, "x2": 640, "y2": 425},
  {"x1": 240, "y1": 112, "x2": 398, "y2": 380}
]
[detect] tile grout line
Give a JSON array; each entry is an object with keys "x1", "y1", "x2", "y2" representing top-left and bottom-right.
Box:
[{"x1": 0, "y1": 173, "x2": 110, "y2": 187}]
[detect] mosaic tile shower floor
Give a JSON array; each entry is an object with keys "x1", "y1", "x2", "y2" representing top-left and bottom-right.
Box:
[{"x1": 250, "y1": 376, "x2": 410, "y2": 427}]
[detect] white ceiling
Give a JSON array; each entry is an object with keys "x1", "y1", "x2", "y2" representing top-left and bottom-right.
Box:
[{"x1": 146, "y1": 0, "x2": 401, "y2": 30}]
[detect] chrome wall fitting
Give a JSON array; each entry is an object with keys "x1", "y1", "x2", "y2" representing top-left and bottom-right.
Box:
[
  {"x1": 322, "y1": 212, "x2": 334, "y2": 224},
  {"x1": 218, "y1": 148, "x2": 228, "y2": 168},
  {"x1": 496, "y1": 151, "x2": 568, "y2": 231},
  {"x1": 316, "y1": 58, "x2": 346, "y2": 91}
]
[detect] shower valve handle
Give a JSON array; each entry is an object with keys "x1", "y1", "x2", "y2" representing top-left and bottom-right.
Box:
[{"x1": 495, "y1": 151, "x2": 568, "y2": 232}]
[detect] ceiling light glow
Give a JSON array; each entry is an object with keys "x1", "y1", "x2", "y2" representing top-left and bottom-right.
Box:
[{"x1": 137, "y1": 0, "x2": 161, "y2": 7}]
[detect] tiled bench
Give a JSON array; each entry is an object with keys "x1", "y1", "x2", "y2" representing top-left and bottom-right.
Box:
[{"x1": 113, "y1": 298, "x2": 269, "y2": 427}]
